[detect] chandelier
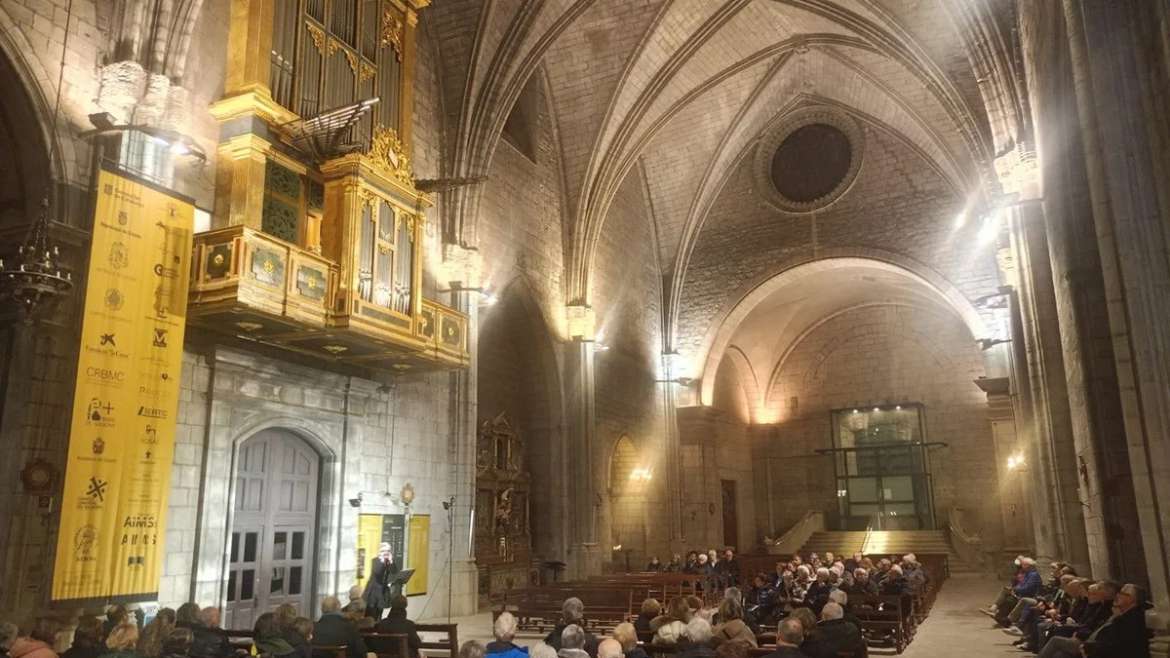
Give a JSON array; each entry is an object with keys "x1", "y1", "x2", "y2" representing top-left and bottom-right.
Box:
[
  {"x1": 0, "y1": 0, "x2": 76, "y2": 322},
  {"x1": 0, "y1": 196, "x2": 73, "y2": 321}
]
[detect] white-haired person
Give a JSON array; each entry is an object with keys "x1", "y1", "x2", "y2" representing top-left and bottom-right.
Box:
[
  {"x1": 556, "y1": 626, "x2": 590, "y2": 658},
  {"x1": 544, "y1": 599, "x2": 598, "y2": 656},
  {"x1": 486, "y1": 613, "x2": 528, "y2": 658},
  {"x1": 803, "y1": 567, "x2": 833, "y2": 616},
  {"x1": 529, "y1": 644, "x2": 556, "y2": 658},
  {"x1": 677, "y1": 618, "x2": 714, "y2": 658},
  {"x1": 596, "y1": 639, "x2": 623, "y2": 658},
  {"x1": 610, "y1": 624, "x2": 645, "y2": 658},
  {"x1": 879, "y1": 564, "x2": 911, "y2": 597},
  {"x1": 800, "y1": 602, "x2": 863, "y2": 658},
  {"x1": 991, "y1": 557, "x2": 1042, "y2": 626},
  {"x1": 846, "y1": 568, "x2": 877, "y2": 598},
  {"x1": 768, "y1": 619, "x2": 807, "y2": 658},
  {"x1": 362, "y1": 543, "x2": 400, "y2": 620}
]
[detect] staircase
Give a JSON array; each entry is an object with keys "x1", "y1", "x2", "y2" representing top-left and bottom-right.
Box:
[{"x1": 797, "y1": 529, "x2": 982, "y2": 574}]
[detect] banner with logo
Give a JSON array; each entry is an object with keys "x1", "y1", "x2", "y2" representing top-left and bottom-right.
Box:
[{"x1": 52, "y1": 168, "x2": 193, "y2": 602}]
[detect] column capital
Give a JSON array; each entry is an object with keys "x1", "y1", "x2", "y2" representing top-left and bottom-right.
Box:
[{"x1": 993, "y1": 142, "x2": 1040, "y2": 200}]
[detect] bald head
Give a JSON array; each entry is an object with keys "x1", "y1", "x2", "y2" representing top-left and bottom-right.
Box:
[
  {"x1": 777, "y1": 619, "x2": 804, "y2": 646},
  {"x1": 597, "y1": 639, "x2": 623, "y2": 658}
]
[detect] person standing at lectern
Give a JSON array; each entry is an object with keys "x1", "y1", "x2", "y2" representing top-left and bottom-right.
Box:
[{"x1": 363, "y1": 543, "x2": 400, "y2": 620}]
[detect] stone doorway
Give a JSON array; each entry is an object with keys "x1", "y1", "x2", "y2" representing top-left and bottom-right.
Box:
[{"x1": 224, "y1": 429, "x2": 320, "y2": 629}]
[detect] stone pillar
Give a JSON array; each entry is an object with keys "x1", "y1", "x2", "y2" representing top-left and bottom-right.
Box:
[
  {"x1": 660, "y1": 352, "x2": 685, "y2": 548},
  {"x1": 565, "y1": 305, "x2": 601, "y2": 576},
  {"x1": 1017, "y1": 0, "x2": 1146, "y2": 583},
  {"x1": 1061, "y1": 0, "x2": 1170, "y2": 611},
  {"x1": 1005, "y1": 202, "x2": 1091, "y2": 574},
  {"x1": 440, "y1": 244, "x2": 484, "y2": 616}
]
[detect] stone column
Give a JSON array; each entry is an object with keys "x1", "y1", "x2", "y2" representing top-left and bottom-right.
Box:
[
  {"x1": 440, "y1": 244, "x2": 484, "y2": 616},
  {"x1": 565, "y1": 305, "x2": 601, "y2": 576},
  {"x1": 660, "y1": 352, "x2": 684, "y2": 548},
  {"x1": 1061, "y1": 0, "x2": 1170, "y2": 611},
  {"x1": 1017, "y1": 0, "x2": 1146, "y2": 583},
  {"x1": 1005, "y1": 202, "x2": 1090, "y2": 573}
]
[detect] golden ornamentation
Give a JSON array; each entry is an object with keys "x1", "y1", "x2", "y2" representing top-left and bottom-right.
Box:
[
  {"x1": 235, "y1": 321, "x2": 263, "y2": 332},
  {"x1": 306, "y1": 22, "x2": 326, "y2": 54},
  {"x1": 344, "y1": 49, "x2": 359, "y2": 76},
  {"x1": 359, "y1": 61, "x2": 376, "y2": 83},
  {"x1": 327, "y1": 36, "x2": 340, "y2": 56},
  {"x1": 380, "y1": 6, "x2": 404, "y2": 60},
  {"x1": 322, "y1": 344, "x2": 348, "y2": 354},
  {"x1": 367, "y1": 124, "x2": 413, "y2": 184}
]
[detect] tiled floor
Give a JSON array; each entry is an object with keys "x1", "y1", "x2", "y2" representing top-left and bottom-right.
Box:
[{"x1": 420, "y1": 574, "x2": 1025, "y2": 657}]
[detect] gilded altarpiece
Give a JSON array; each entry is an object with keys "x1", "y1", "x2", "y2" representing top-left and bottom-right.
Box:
[{"x1": 475, "y1": 414, "x2": 535, "y2": 598}]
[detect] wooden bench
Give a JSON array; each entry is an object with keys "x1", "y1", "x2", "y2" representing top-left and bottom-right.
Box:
[
  {"x1": 416, "y1": 623, "x2": 459, "y2": 658},
  {"x1": 363, "y1": 633, "x2": 412, "y2": 658}
]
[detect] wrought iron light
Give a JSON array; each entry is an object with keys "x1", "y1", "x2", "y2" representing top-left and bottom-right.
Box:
[{"x1": 0, "y1": 196, "x2": 73, "y2": 321}]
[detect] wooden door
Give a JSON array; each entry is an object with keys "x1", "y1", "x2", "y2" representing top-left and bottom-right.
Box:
[
  {"x1": 721, "y1": 479, "x2": 738, "y2": 549},
  {"x1": 224, "y1": 430, "x2": 319, "y2": 629}
]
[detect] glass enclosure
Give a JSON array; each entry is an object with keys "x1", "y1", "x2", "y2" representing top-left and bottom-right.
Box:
[{"x1": 829, "y1": 404, "x2": 936, "y2": 530}]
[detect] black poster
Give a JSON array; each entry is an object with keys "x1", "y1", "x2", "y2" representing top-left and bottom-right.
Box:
[{"x1": 381, "y1": 514, "x2": 406, "y2": 561}]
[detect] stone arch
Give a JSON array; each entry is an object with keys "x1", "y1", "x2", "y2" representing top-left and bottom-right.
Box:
[
  {"x1": 606, "y1": 433, "x2": 651, "y2": 569},
  {"x1": 477, "y1": 276, "x2": 568, "y2": 562},
  {"x1": 694, "y1": 251, "x2": 988, "y2": 406},
  {"x1": 0, "y1": 6, "x2": 79, "y2": 191}
]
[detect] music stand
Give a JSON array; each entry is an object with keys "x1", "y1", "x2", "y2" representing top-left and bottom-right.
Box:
[{"x1": 390, "y1": 568, "x2": 415, "y2": 598}]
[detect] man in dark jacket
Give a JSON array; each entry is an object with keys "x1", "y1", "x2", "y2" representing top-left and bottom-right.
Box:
[
  {"x1": 764, "y1": 619, "x2": 811, "y2": 658},
  {"x1": 178, "y1": 605, "x2": 233, "y2": 658},
  {"x1": 314, "y1": 596, "x2": 368, "y2": 658},
  {"x1": 374, "y1": 596, "x2": 421, "y2": 658},
  {"x1": 363, "y1": 544, "x2": 400, "y2": 620},
  {"x1": 800, "y1": 603, "x2": 863, "y2": 658},
  {"x1": 543, "y1": 598, "x2": 598, "y2": 657},
  {"x1": 1082, "y1": 584, "x2": 1150, "y2": 658}
]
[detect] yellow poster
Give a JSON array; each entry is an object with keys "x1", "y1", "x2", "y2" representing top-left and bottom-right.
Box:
[
  {"x1": 356, "y1": 513, "x2": 385, "y2": 590},
  {"x1": 52, "y1": 168, "x2": 193, "y2": 601},
  {"x1": 406, "y1": 515, "x2": 429, "y2": 596}
]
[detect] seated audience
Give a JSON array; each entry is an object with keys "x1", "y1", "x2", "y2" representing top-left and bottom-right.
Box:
[
  {"x1": 63, "y1": 618, "x2": 105, "y2": 658},
  {"x1": 290, "y1": 620, "x2": 313, "y2": 658},
  {"x1": 1081, "y1": 583, "x2": 1149, "y2": 658},
  {"x1": 665, "y1": 555, "x2": 683, "y2": 573},
  {"x1": 556, "y1": 626, "x2": 590, "y2": 658},
  {"x1": 103, "y1": 609, "x2": 129, "y2": 640},
  {"x1": 713, "y1": 641, "x2": 750, "y2": 658},
  {"x1": 459, "y1": 642, "x2": 485, "y2": 658},
  {"x1": 528, "y1": 644, "x2": 555, "y2": 658},
  {"x1": 175, "y1": 605, "x2": 230, "y2": 658},
  {"x1": 803, "y1": 568, "x2": 832, "y2": 615},
  {"x1": 846, "y1": 569, "x2": 877, "y2": 598},
  {"x1": 799, "y1": 603, "x2": 863, "y2": 658},
  {"x1": 651, "y1": 598, "x2": 692, "y2": 636},
  {"x1": 543, "y1": 599, "x2": 597, "y2": 656},
  {"x1": 596, "y1": 639, "x2": 622, "y2": 658},
  {"x1": 878, "y1": 565, "x2": 910, "y2": 597},
  {"x1": 343, "y1": 587, "x2": 365, "y2": 615},
  {"x1": 253, "y1": 614, "x2": 296, "y2": 658},
  {"x1": 374, "y1": 596, "x2": 421, "y2": 658},
  {"x1": 677, "y1": 619, "x2": 714, "y2": 658},
  {"x1": 10, "y1": 619, "x2": 61, "y2": 658},
  {"x1": 159, "y1": 629, "x2": 192, "y2": 658},
  {"x1": 137, "y1": 610, "x2": 175, "y2": 658},
  {"x1": 651, "y1": 622, "x2": 686, "y2": 647},
  {"x1": 486, "y1": 612, "x2": 526, "y2": 658},
  {"x1": 313, "y1": 596, "x2": 369, "y2": 658},
  {"x1": 633, "y1": 600, "x2": 660, "y2": 635},
  {"x1": 609, "y1": 624, "x2": 643, "y2": 658},
  {"x1": 787, "y1": 609, "x2": 817, "y2": 640},
  {"x1": 763, "y1": 619, "x2": 809, "y2": 658},
  {"x1": 99, "y1": 623, "x2": 140, "y2": 658},
  {"x1": 712, "y1": 599, "x2": 756, "y2": 647},
  {"x1": 646, "y1": 557, "x2": 662, "y2": 572}
]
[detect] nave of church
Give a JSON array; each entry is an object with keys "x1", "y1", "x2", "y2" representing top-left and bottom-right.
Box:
[{"x1": 0, "y1": 1, "x2": 1168, "y2": 657}]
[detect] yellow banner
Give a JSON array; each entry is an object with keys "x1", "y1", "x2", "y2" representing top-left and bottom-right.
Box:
[
  {"x1": 52, "y1": 169, "x2": 193, "y2": 601},
  {"x1": 406, "y1": 515, "x2": 429, "y2": 596}
]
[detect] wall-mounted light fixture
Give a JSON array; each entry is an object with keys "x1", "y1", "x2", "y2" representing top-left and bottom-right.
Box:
[
  {"x1": 1006, "y1": 454, "x2": 1026, "y2": 471},
  {"x1": 438, "y1": 285, "x2": 497, "y2": 306}
]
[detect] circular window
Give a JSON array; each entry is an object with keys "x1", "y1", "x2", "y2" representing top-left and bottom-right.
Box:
[
  {"x1": 771, "y1": 124, "x2": 852, "y2": 203},
  {"x1": 754, "y1": 107, "x2": 864, "y2": 213}
]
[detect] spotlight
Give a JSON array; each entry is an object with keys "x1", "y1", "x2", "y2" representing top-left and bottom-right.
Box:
[{"x1": 873, "y1": 407, "x2": 880, "y2": 412}]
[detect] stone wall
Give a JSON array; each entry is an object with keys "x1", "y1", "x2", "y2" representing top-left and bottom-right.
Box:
[{"x1": 750, "y1": 304, "x2": 1000, "y2": 544}]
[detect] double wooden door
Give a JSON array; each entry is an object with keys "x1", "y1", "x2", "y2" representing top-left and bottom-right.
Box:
[{"x1": 224, "y1": 430, "x2": 319, "y2": 629}]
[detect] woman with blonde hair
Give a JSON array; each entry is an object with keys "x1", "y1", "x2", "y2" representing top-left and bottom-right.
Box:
[
  {"x1": 136, "y1": 610, "x2": 175, "y2": 658},
  {"x1": 99, "y1": 624, "x2": 140, "y2": 658},
  {"x1": 610, "y1": 623, "x2": 646, "y2": 658},
  {"x1": 712, "y1": 599, "x2": 756, "y2": 647},
  {"x1": 650, "y1": 597, "x2": 692, "y2": 633}
]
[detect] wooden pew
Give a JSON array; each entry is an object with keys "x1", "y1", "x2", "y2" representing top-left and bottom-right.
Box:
[
  {"x1": 416, "y1": 623, "x2": 459, "y2": 658},
  {"x1": 363, "y1": 633, "x2": 412, "y2": 658}
]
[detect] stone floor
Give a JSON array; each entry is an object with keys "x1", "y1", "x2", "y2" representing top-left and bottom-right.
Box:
[{"x1": 420, "y1": 573, "x2": 1024, "y2": 657}]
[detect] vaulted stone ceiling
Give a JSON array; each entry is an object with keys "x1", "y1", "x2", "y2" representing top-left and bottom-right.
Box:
[{"x1": 428, "y1": 0, "x2": 999, "y2": 330}]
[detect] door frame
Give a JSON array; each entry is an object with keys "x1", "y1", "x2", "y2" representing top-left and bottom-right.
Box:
[{"x1": 218, "y1": 422, "x2": 337, "y2": 625}]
